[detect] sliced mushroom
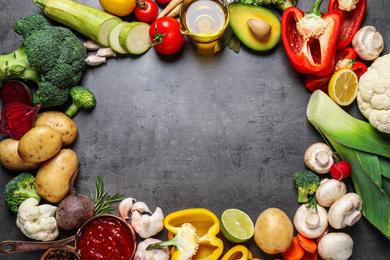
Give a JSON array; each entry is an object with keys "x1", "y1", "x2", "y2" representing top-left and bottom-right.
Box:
[
  {"x1": 304, "y1": 143, "x2": 334, "y2": 174},
  {"x1": 294, "y1": 204, "x2": 328, "y2": 239},
  {"x1": 328, "y1": 193, "x2": 362, "y2": 229},
  {"x1": 318, "y1": 232, "x2": 353, "y2": 260},
  {"x1": 315, "y1": 178, "x2": 347, "y2": 207},
  {"x1": 352, "y1": 26, "x2": 384, "y2": 61}
]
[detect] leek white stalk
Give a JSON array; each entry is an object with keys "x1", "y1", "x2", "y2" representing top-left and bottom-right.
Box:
[{"x1": 306, "y1": 90, "x2": 390, "y2": 239}]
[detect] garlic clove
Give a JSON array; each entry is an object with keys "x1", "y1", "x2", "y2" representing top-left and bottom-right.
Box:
[
  {"x1": 119, "y1": 197, "x2": 136, "y2": 219},
  {"x1": 84, "y1": 40, "x2": 103, "y2": 51},
  {"x1": 97, "y1": 47, "x2": 117, "y2": 58},
  {"x1": 85, "y1": 55, "x2": 106, "y2": 66},
  {"x1": 131, "y1": 201, "x2": 152, "y2": 214}
]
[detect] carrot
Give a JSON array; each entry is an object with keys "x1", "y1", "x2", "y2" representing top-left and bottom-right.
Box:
[
  {"x1": 297, "y1": 233, "x2": 317, "y2": 254},
  {"x1": 167, "y1": 4, "x2": 180, "y2": 18},
  {"x1": 300, "y1": 251, "x2": 318, "y2": 260},
  {"x1": 158, "y1": 0, "x2": 183, "y2": 18},
  {"x1": 281, "y1": 237, "x2": 305, "y2": 260}
]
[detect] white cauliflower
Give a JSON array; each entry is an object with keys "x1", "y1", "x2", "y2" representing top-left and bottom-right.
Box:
[
  {"x1": 16, "y1": 198, "x2": 59, "y2": 241},
  {"x1": 357, "y1": 53, "x2": 390, "y2": 134}
]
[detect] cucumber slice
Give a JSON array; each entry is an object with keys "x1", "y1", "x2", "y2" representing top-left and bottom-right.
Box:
[
  {"x1": 35, "y1": 0, "x2": 122, "y2": 46},
  {"x1": 119, "y1": 22, "x2": 151, "y2": 55},
  {"x1": 109, "y1": 22, "x2": 131, "y2": 54}
]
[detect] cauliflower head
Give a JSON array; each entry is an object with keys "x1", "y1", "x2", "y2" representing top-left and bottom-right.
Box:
[
  {"x1": 16, "y1": 198, "x2": 59, "y2": 241},
  {"x1": 357, "y1": 53, "x2": 390, "y2": 134}
]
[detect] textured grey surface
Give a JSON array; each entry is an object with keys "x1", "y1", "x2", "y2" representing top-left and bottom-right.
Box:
[{"x1": 1, "y1": 0, "x2": 390, "y2": 259}]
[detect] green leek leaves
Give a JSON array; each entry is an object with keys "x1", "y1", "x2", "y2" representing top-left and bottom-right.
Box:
[{"x1": 307, "y1": 90, "x2": 390, "y2": 239}]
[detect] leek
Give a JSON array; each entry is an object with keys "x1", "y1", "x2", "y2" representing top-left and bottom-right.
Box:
[{"x1": 306, "y1": 90, "x2": 390, "y2": 239}]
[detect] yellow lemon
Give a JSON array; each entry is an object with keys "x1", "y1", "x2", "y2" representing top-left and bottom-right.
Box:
[
  {"x1": 328, "y1": 69, "x2": 358, "y2": 106},
  {"x1": 99, "y1": 0, "x2": 136, "y2": 17}
]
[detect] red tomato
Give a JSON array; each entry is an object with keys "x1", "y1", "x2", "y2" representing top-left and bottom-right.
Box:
[
  {"x1": 155, "y1": 0, "x2": 171, "y2": 4},
  {"x1": 135, "y1": 0, "x2": 158, "y2": 24},
  {"x1": 149, "y1": 17, "x2": 185, "y2": 55}
]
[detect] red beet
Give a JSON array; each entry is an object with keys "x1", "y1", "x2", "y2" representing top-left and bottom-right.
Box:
[
  {"x1": 0, "y1": 102, "x2": 41, "y2": 139},
  {"x1": 0, "y1": 80, "x2": 33, "y2": 105}
]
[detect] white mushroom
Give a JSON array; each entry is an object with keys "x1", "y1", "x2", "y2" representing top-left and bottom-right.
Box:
[
  {"x1": 131, "y1": 201, "x2": 164, "y2": 238},
  {"x1": 315, "y1": 178, "x2": 347, "y2": 207},
  {"x1": 328, "y1": 193, "x2": 362, "y2": 229},
  {"x1": 294, "y1": 204, "x2": 328, "y2": 239},
  {"x1": 352, "y1": 26, "x2": 384, "y2": 61},
  {"x1": 304, "y1": 143, "x2": 334, "y2": 174},
  {"x1": 134, "y1": 238, "x2": 170, "y2": 260},
  {"x1": 318, "y1": 232, "x2": 354, "y2": 260}
]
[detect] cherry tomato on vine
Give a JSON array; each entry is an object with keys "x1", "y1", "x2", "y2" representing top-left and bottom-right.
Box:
[
  {"x1": 155, "y1": 0, "x2": 171, "y2": 4},
  {"x1": 135, "y1": 0, "x2": 158, "y2": 24},
  {"x1": 149, "y1": 17, "x2": 185, "y2": 55}
]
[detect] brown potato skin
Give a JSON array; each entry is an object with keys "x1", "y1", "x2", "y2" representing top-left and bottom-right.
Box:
[
  {"x1": 0, "y1": 138, "x2": 41, "y2": 171},
  {"x1": 18, "y1": 125, "x2": 62, "y2": 163},
  {"x1": 35, "y1": 149, "x2": 79, "y2": 203},
  {"x1": 254, "y1": 208, "x2": 293, "y2": 254},
  {"x1": 34, "y1": 111, "x2": 78, "y2": 146}
]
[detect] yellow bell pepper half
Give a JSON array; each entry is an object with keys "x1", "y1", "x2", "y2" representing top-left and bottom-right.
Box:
[
  {"x1": 221, "y1": 245, "x2": 253, "y2": 260},
  {"x1": 165, "y1": 208, "x2": 224, "y2": 260}
]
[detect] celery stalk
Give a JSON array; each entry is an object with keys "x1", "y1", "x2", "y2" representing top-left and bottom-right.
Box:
[{"x1": 306, "y1": 90, "x2": 390, "y2": 239}]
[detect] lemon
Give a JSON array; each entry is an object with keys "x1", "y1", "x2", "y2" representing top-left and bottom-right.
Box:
[
  {"x1": 99, "y1": 0, "x2": 136, "y2": 17},
  {"x1": 220, "y1": 209, "x2": 254, "y2": 243},
  {"x1": 328, "y1": 69, "x2": 358, "y2": 106}
]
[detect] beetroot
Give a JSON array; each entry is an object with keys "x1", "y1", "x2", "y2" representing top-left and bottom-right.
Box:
[
  {"x1": 0, "y1": 80, "x2": 33, "y2": 105},
  {"x1": 0, "y1": 102, "x2": 41, "y2": 139}
]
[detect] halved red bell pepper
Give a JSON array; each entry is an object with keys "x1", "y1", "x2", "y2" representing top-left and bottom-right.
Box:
[
  {"x1": 305, "y1": 47, "x2": 367, "y2": 92},
  {"x1": 328, "y1": 0, "x2": 367, "y2": 51},
  {"x1": 282, "y1": 0, "x2": 343, "y2": 77}
]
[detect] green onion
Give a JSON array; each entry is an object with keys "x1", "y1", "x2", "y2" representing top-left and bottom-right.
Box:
[{"x1": 307, "y1": 90, "x2": 390, "y2": 239}]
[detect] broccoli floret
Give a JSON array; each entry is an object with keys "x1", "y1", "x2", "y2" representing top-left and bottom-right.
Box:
[
  {"x1": 293, "y1": 171, "x2": 320, "y2": 203},
  {"x1": 4, "y1": 173, "x2": 41, "y2": 213},
  {"x1": 0, "y1": 14, "x2": 87, "y2": 108},
  {"x1": 65, "y1": 86, "x2": 96, "y2": 118},
  {"x1": 237, "y1": 0, "x2": 297, "y2": 11}
]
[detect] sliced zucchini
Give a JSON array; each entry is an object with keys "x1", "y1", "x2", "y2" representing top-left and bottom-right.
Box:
[
  {"x1": 109, "y1": 21, "x2": 131, "y2": 54},
  {"x1": 119, "y1": 22, "x2": 151, "y2": 55}
]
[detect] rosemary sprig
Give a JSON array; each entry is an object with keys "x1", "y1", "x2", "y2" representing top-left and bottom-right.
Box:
[
  {"x1": 90, "y1": 175, "x2": 124, "y2": 216},
  {"x1": 305, "y1": 194, "x2": 318, "y2": 213}
]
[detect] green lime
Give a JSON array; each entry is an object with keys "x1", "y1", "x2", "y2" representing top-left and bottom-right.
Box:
[{"x1": 220, "y1": 209, "x2": 254, "y2": 243}]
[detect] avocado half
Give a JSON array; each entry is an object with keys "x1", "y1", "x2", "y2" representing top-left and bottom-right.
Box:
[{"x1": 229, "y1": 3, "x2": 281, "y2": 51}]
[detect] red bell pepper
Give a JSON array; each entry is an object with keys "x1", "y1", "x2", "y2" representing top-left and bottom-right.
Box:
[
  {"x1": 328, "y1": 0, "x2": 367, "y2": 51},
  {"x1": 281, "y1": 0, "x2": 343, "y2": 77},
  {"x1": 305, "y1": 47, "x2": 367, "y2": 92}
]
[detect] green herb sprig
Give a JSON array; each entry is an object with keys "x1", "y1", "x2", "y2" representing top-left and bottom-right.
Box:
[{"x1": 90, "y1": 175, "x2": 124, "y2": 216}]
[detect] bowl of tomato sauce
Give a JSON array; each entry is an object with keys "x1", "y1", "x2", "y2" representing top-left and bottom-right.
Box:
[{"x1": 75, "y1": 214, "x2": 137, "y2": 260}]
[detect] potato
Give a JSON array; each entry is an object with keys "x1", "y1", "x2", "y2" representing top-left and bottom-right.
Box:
[
  {"x1": 18, "y1": 125, "x2": 62, "y2": 163},
  {"x1": 35, "y1": 149, "x2": 79, "y2": 203},
  {"x1": 254, "y1": 208, "x2": 293, "y2": 254},
  {"x1": 0, "y1": 138, "x2": 41, "y2": 171},
  {"x1": 34, "y1": 111, "x2": 78, "y2": 146}
]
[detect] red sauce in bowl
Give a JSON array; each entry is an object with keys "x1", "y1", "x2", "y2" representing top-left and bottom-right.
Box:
[{"x1": 76, "y1": 215, "x2": 135, "y2": 260}]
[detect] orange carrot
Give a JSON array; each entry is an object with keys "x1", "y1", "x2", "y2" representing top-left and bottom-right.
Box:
[
  {"x1": 281, "y1": 237, "x2": 305, "y2": 260},
  {"x1": 300, "y1": 251, "x2": 318, "y2": 260},
  {"x1": 158, "y1": 0, "x2": 183, "y2": 18},
  {"x1": 316, "y1": 228, "x2": 329, "y2": 244},
  {"x1": 297, "y1": 233, "x2": 317, "y2": 254}
]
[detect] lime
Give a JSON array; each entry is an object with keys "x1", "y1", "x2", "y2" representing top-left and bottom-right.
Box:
[
  {"x1": 220, "y1": 209, "x2": 254, "y2": 243},
  {"x1": 328, "y1": 69, "x2": 358, "y2": 106}
]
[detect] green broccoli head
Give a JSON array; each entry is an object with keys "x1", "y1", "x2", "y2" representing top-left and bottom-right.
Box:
[
  {"x1": 4, "y1": 173, "x2": 41, "y2": 213},
  {"x1": 0, "y1": 14, "x2": 87, "y2": 108},
  {"x1": 273, "y1": 0, "x2": 296, "y2": 11},
  {"x1": 65, "y1": 86, "x2": 96, "y2": 118},
  {"x1": 293, "y1": 171, "x2": 320, "y2": 203}
]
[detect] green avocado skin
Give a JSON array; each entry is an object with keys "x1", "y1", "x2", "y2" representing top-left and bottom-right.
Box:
[{"x1": 229, "y1": 3, "x2": 281, "y2": 51}]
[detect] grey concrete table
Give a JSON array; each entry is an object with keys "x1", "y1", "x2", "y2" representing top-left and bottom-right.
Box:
[{"x1": 1, "y1": 0, "x2": 390, "y2": 259}]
